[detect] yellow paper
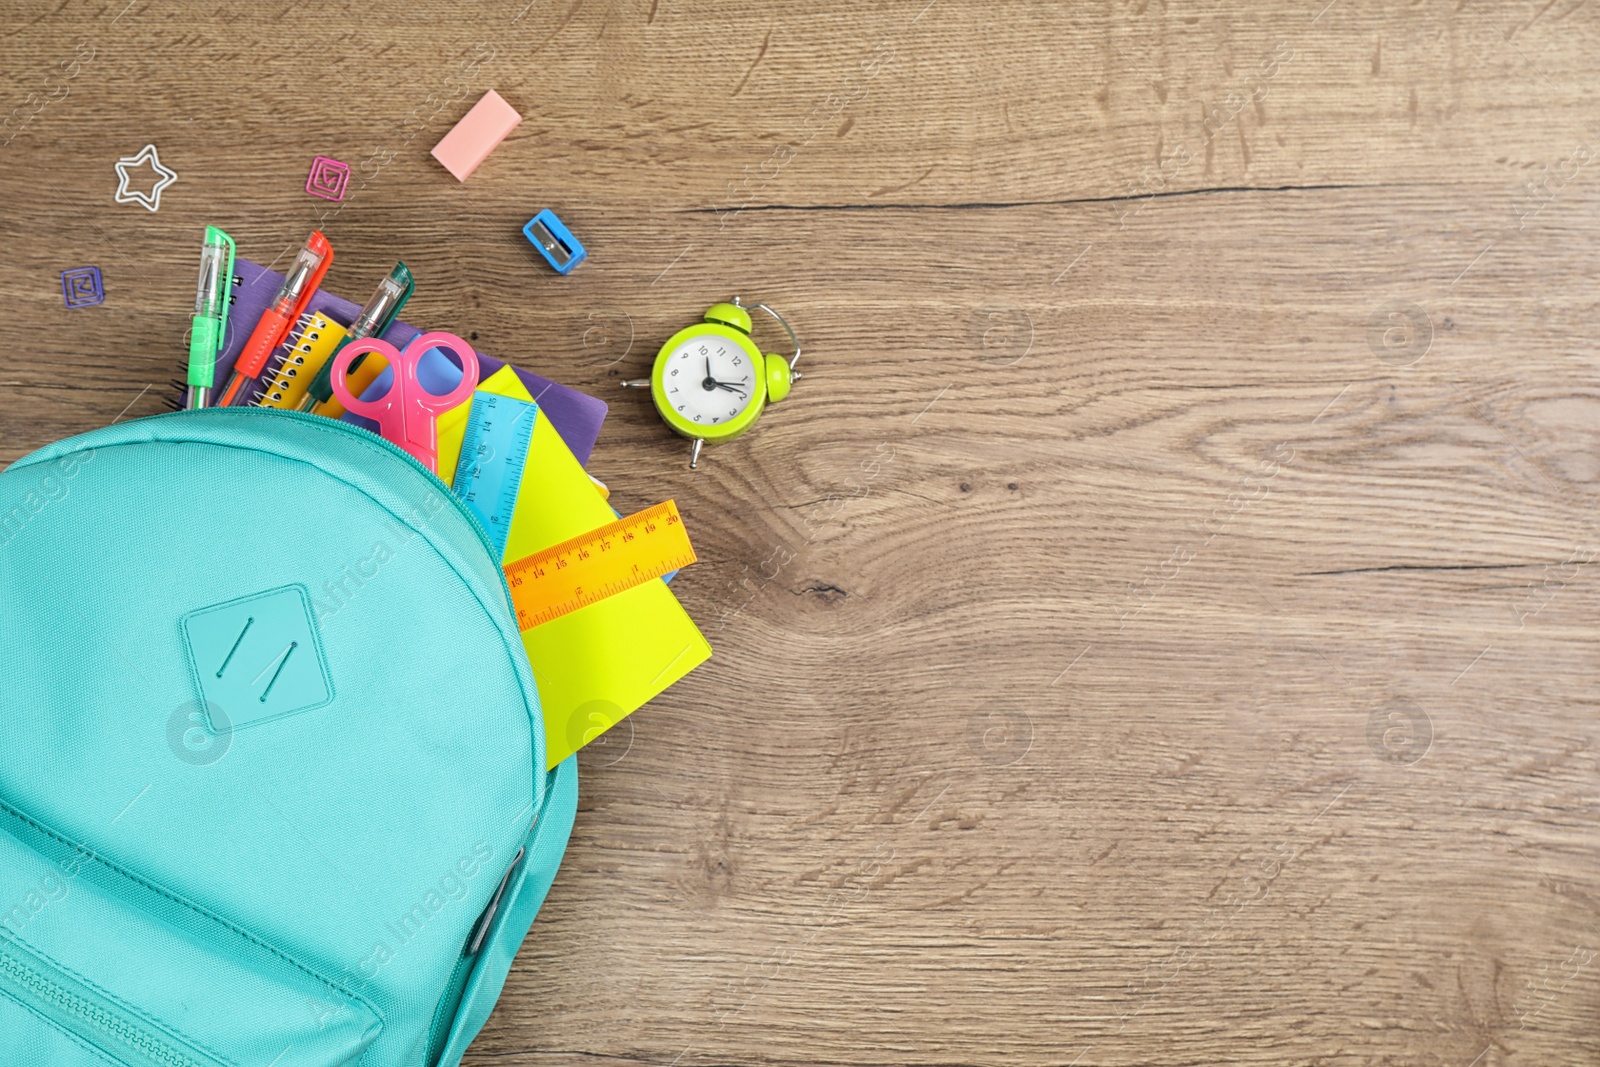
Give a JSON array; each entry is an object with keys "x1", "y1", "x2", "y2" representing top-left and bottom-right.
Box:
[{"x1": 443, "y1": 368, "x2": 711, "y2": 768}]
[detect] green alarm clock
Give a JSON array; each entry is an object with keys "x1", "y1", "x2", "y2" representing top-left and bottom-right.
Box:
[{"x1": 623, "y1": 297, "x2": 801, "y2": 469}]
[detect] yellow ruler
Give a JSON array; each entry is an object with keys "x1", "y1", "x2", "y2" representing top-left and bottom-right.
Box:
[{"x1": 503, "y1": 500, "x2": 697, "y2": 630}]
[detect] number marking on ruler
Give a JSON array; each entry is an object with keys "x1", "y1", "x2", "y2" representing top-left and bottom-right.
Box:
[
  {"x1": 453, "y1": 394, "x2": 539, "y2": 557},
  {"x1": 503, "y1": 500, "x2": 697, "y2": 629}
]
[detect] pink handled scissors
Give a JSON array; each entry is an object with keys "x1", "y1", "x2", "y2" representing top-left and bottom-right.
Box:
[{"x1": 330, "y1": 331, "x2": 480, "y2": 474}]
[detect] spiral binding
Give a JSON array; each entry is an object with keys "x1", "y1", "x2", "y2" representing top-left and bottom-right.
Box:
[{"x1": 255, "y1": 311, "x2": 334, "y2": 409}]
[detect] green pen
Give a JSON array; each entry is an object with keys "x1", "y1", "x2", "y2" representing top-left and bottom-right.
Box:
[
  {"x1": 187, "y1": 226, "x2": 236, "y2": 410},
  {"x1": 299, "y1": 262, "x2": 414, "y2": 413}
]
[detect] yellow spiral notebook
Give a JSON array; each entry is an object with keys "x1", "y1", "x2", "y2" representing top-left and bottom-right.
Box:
[{"x1": 254, "y1": 312, "x2": 346, "y2": 410}]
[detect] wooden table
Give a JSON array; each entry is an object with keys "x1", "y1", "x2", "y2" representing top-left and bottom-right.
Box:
[{"x1": 4, "y1": 2, "x2": 1599, "y2": 1063}]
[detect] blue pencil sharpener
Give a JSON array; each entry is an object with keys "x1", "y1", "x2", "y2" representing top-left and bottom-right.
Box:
[{"x1": 522, "y1": 209, "x2": 586, "y2": 274}]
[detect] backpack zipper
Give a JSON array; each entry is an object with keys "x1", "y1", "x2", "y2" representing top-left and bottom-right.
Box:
[
  {"x1": 424, "y1": 954, "x2": 474, "y2": 1067},
  {"x1": 423, "y1": 846, "x2": 525, "y2": 1067},
  {"x1": 0, "y1": 938, "x2": 227, "y2": 1067}
]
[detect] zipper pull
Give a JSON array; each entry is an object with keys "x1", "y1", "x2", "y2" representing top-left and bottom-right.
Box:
[{"x1": 466, "y1": 847, "x2": 523, "y2": 956}]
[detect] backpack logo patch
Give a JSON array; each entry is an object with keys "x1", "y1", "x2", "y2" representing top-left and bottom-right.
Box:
[{"x1": 180, "y1": 585, "x2": 334, "y2": 730}]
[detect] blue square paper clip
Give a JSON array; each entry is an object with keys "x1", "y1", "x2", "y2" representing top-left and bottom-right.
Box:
[{"x1": 522, "y1": 209, "x2": 586, "y2": 274}]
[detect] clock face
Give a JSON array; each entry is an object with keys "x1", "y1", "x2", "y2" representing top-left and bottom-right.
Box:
[{"x1": 660, "y1": 333, "x2": 758, "y2": 428}]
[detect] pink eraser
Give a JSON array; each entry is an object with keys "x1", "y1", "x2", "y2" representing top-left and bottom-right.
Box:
[{"x1": 431, "y1": 90, "x2": 522, "y2": 181}]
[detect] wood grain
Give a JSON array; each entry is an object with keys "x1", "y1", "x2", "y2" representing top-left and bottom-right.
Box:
[{"x1": 4, "y1": 1, "x2": 1600, "y2": 1063}]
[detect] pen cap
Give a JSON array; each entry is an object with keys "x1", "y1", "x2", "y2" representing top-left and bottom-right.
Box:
[
  {"x1": 349, "y1": 262, "x2": 414, "y2": 340},
  {"x1": 274, "y1": 231, "x2": 332, "y2": 304},
  {"x1": 193, "y1": 227, "x2": 235, "y2": 318}
]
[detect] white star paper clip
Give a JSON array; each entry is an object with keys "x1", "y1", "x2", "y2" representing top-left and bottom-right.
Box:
[{"x1": 113, "y1": 144, "x2": 177, "y2": 212}]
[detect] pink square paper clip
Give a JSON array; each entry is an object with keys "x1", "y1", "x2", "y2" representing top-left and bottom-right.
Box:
[
  {"x1": 305, "y1": 156, "x2": 350, "y2": 201},
  {"x1": 431, "y1": 90, "x2": 522, "y2": 181}
]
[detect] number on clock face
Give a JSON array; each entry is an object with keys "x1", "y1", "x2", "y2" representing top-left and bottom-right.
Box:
[{"x1": 664, "y1": 335, "x2": 756, "y2": 425}]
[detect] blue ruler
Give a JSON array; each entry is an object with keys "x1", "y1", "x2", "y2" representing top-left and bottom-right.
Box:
[{"x1": 452, "y1": 394, "x2": 539, "y2": 558}]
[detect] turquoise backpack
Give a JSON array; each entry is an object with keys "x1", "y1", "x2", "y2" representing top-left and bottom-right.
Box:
[{"x1": 0, "y1": 408, "x2": 577, "y2": 1067}]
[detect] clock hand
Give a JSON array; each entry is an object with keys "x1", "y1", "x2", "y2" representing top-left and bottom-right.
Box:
[{"x1": 703, "y1": 357, "x2": 716, "y2": 391}]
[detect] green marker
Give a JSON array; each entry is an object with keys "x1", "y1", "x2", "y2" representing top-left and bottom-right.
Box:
[
  {"x1": 299, "y1": 261, "x2": 414, "y2": 413},
  {"x1": 187, "y1": 226, "x2": 236, "y2": 410}
]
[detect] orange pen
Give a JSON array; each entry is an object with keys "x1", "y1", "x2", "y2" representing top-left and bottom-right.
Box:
[{"x1": 219, "y1": 230, "x2": 333, "y2": 407}]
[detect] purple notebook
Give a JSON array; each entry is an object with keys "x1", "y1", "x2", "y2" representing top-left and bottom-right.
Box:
[{"x1": 214, "y1": 259, "x2": 607, "y2": 465}]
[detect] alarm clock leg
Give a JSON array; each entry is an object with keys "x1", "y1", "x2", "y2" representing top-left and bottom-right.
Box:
[{"x1": 689, "y1": 438, "x2": 704, "y2": 470}]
